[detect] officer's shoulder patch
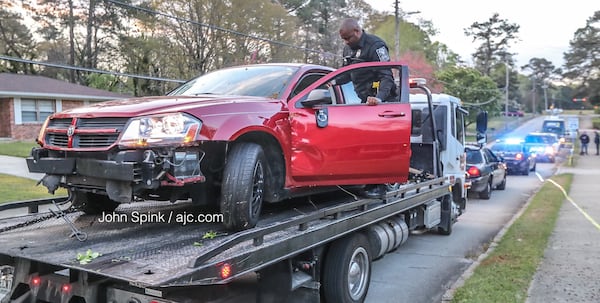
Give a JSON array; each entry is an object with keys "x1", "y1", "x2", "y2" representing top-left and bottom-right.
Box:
[{"x1": 375, "y1": 46, "x2": 390, "y2": 62}]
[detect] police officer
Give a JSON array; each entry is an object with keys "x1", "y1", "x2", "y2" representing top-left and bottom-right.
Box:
[{"x1": 338, "y1": 18, "x2": 396, "y2": 106}]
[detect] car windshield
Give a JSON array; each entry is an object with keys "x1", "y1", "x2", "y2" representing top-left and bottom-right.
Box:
[
  {"x1": 168, "y1": 65, "x2": 299, "y2": 99},
  {"x1": 466, "y1": 149, "x2": 483, "y2": 164},
  {"x1": 492, "y1": 144, "x2": 522, "y2": 152}
]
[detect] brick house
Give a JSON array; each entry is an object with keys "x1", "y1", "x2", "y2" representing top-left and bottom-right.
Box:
[{"x1": 0, "y1": 73, "x2": 131, "y2": 141}]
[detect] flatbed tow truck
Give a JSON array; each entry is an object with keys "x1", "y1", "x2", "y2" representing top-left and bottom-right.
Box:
[
  {"x1": 1, "y1": 177, "x2": 451, "y2": 303},
  {"x1": 0, "y1": 62, "x2": 486, "y2": 303}
]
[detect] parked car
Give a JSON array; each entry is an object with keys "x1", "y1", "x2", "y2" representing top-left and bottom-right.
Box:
[
  {"x1": 491, "y1": 139, "x2": 536, "y2": 175},
  {"x1": 502, "y1": 110, "x2": 524, "y2": 117},
  {"x1": 524, "y1": 132, "x2": 559, "y2": 163},
  {"x1": 465, "y1": 145, "x2": 507, "y2": 199}
]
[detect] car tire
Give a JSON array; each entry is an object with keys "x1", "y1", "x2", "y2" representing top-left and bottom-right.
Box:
[
  {"x1": 496, "y1": 175, "x2": 506, "y2": 190},
  {"x1": 479, "y1": 181, "x2": 492, "y2": 200},
  {"x1": 522, "y1": 167, "x2": 530, "y2": 176},
  {"x1": 531, "y1": 163, "x2": 536, "y2": 172},
  {"x1": 220, "y1": 143, "x2": 266, "y2": 231}
]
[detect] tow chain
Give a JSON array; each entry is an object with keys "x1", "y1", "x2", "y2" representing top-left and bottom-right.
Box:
[{"x1": 0, "y1": 202, "x2": 78, "y2": 236}]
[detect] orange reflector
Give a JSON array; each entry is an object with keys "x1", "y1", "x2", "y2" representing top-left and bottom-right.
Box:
[{"x1": 220, "y1": 263, "x2": 232, "y2": 280}]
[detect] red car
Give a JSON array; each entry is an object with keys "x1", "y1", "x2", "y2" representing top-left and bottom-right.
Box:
[{"x1": 28, "y1": 62, "x2": 413, "y2": 230}]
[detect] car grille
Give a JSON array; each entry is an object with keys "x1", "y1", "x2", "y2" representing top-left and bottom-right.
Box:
[{"x1": 45, "y1": 117, "x2": 129, "y2": 149}]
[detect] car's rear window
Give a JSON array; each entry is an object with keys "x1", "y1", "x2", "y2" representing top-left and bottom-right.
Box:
[
  {"x1": 525, "y1": 135, "x2": 556, "y2": 144},
  {"x1": 466, "y1": 149, "x2": 483, "y2": 164},
  {"x1": 492, "y1": 144, "x2": 522, "y2": 152}
]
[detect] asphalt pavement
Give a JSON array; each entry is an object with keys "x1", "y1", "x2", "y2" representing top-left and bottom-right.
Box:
[{"x1": 1, "y1": 130, "x2": 599, "y2": 302}]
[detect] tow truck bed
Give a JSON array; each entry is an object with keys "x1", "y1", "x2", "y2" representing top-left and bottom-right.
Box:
[{"x1": 0, "y1": 178, "x2": 448, "y2": 289}]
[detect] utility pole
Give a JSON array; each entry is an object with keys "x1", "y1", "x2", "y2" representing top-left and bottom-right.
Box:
[
  {"x1": 542, "y1": 83, "x2": 548, "y2": 112},
  {"x1": 395, "y1": 0, "x2": 400, "y2": 60},
  {"x1": 532, "y1": 77, "x2": 537, "y2": 116},
  {"x1": 394, "y1": 0, "x2": 419, "y2": 61},
  {"x1": 505, "y1": 61, "x2": 509, "y2": 129}
]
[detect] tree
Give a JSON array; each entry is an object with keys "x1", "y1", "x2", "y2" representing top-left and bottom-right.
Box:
[
  {"x1": 436, "y1": 66, "x2": 502, "y2": 126},
  {"x1": 0, "y1": 7, "x2": 38, "y2": 73},
  {"x1": 521, "y1": 57, "x2": 558, "y2": 111},
  {"x1": 464, "y1": 13, "x2": 520, "y2": 76},
  {"x1": 562, "y1": 11, "x2": 600, "y2": 106}
]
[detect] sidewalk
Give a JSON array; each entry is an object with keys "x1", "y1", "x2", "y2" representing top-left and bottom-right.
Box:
[
  {"x1": 526, "y1": 121, "x2": 600, "y2": 302},
  {"x1": 0, "y1": 155, "x2": 44, "y2": 180}
]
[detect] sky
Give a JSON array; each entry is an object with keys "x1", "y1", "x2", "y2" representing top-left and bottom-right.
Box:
[{"x1": 365, "y1": 0, "x2": 599, "y2": 69}]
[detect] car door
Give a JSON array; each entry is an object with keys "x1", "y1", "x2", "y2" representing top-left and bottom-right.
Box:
[
  {"x1": 287, "y1": 63, "x2": 412, "y2": 186},
  {"x1": 484, "y1": 148, "x2": 505, "y2": 187}
]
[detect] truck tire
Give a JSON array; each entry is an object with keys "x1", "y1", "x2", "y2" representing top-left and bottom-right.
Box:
[
  {"x1": 71, "y1": 190, "x2": 119, "y2": 214},
  {"x1": 322, "y1": 233, "x2": 372, "y2": 303},
  {"x1": 221, "y1": 143, "x2": 266, "y2": 231},
  {"x1": 438, "y1": 194, "x2": 454, "y2": 235}
]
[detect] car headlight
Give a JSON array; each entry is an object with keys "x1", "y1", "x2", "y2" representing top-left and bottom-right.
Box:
[
  {"x1": 545, "y1": 146, "x2": 555, "y2": 155},
  {"x1": 119, "y1": 113, "x2": 201, "y2": 148}
]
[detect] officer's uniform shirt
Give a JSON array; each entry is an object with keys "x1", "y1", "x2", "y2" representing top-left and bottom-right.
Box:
[{"x1": 341, "y1": 31, "x2": 396, "y2": 102}]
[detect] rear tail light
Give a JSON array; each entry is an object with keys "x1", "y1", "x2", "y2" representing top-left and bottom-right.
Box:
[{"x1": 467, "y1": 166, "x2": 481, "y2": 178}]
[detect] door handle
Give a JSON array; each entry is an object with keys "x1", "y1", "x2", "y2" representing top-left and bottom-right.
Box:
[{"x1": 378, "y1": 111, "x2": 406, "y2": 118}]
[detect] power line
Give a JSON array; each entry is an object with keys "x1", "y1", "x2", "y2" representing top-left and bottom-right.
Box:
[
  {"x1": 0, "y1": 55, "x2": 186, "y2": 83},
  {"x1": 105, "y1": 0, "x2": 339, "y2": 60}
]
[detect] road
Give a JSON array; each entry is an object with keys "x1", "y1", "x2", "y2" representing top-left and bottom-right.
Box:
[{"x1": 365, "y1": 115, "x2": 559, "y2": 303}]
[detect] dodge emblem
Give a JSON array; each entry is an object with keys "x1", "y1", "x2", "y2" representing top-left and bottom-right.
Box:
[{"x1": 67, "y1": 125, "x2": 75, "y2": 137}]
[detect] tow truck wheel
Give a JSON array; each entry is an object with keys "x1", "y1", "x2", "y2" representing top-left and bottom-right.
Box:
[
  {"x1": 221, "y1": 143, "x2": 266, "y2": 231},
  {"x1": 323, "y1": 233, "x2": 372, "y2": 303},
  {"x1": 70, "y1": 190, "x2": 119, "y2": 214},
  {"x1": 438, "y1": 194, "x2": 454, "y2": 235}
]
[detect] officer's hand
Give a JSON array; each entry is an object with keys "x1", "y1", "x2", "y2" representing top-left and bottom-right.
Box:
[{"x1": 366, "y1": 96, "x2": 381, "y2": 106}]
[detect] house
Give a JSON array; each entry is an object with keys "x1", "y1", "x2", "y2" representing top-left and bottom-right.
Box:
[{"x1": 0, "y1": 73, "x2": 131, "y2": 141}]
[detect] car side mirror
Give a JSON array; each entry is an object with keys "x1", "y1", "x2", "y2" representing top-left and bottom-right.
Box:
[{"x1": 301, "y1": 89, "x2": 331, "y2": 108}]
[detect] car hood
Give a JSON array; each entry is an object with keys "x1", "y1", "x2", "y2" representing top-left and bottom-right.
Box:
[{"x1": 51, "y1": 95, "x2": 283, "y2": 118}]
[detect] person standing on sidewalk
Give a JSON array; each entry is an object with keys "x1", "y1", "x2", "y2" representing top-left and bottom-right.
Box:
[
  {"x1": 594, "y1": 131, "x2": 599, "y2": 155},
  {"x1": 579, "y1": 131, "x2": 590, "y2": 155}
]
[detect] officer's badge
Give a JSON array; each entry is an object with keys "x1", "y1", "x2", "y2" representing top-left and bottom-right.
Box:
[{"x1": 376, "y1": 47, "x2": 390, "y2": 62}]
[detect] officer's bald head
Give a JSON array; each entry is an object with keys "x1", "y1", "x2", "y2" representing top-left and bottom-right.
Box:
[{"x1": 339, "y1": 18, "x2": 362, "y2": 48}]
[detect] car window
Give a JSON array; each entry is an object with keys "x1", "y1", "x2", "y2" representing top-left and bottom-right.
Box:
[
  {"x1": 484, "y1": 149, "x2": 498, "y2": 162},
  {"x1": 466, "y1": 149, "x2": 483, "y2": 164},
  {"x1": 291, "y1": 73, "x2": 328, "y2": 98},
  {"x1": 492, "y1": 144, "x2": 522, "y2": 152}
]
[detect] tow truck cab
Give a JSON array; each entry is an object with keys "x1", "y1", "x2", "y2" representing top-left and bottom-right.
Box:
[{"x1": 409, "y1": 93, "x2": 469, "y2": 212}]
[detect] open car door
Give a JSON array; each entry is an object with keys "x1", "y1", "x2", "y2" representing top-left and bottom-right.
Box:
[{"x1": 287, "y1": 62, "x2": 412, "y2": 186}]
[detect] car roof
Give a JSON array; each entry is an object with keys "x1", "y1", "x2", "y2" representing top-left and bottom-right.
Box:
[{"x1": 526, "y1": 132, "x2": 558, "y2": 137}]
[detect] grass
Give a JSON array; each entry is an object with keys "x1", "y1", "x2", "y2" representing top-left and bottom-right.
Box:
[
  {"x1": 451, "y1": 174, "x2": 573, "y2": 303},
  {"x1": 0, "y1": 140, "x2": 37, "y2": 158},
  {"x1": 0, "y1": 174, "x2": 67, "y2": 204}
]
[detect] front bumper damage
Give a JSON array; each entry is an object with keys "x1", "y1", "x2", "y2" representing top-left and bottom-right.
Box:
[{"x1": 26, "y1": 148, "x2": 205, "y2": 203}]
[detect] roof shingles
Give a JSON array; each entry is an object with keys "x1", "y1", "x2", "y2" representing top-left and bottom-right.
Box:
[{"x1": 0, "y1": 73, "x2": 130, "y2": 99}]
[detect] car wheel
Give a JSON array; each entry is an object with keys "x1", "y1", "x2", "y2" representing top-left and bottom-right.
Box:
[
  {"x1": 531, "y1": 163, "x2": 536, "y2": 172},
  {"x1": 70, "y1": 190, "x2": 119, "y2": 215},
  {"x1": 221, "y1": 143, "x2": 266, "y2": 231},
  {"x1": 522, "y1": 167, "x2": 530, "y2": 175},
  {"x1": 479, "y1": 181, "x2": 492, "y2": 200},
  {"x1": 496, "y1": 175, "x2": 507, "y2": 190}
]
